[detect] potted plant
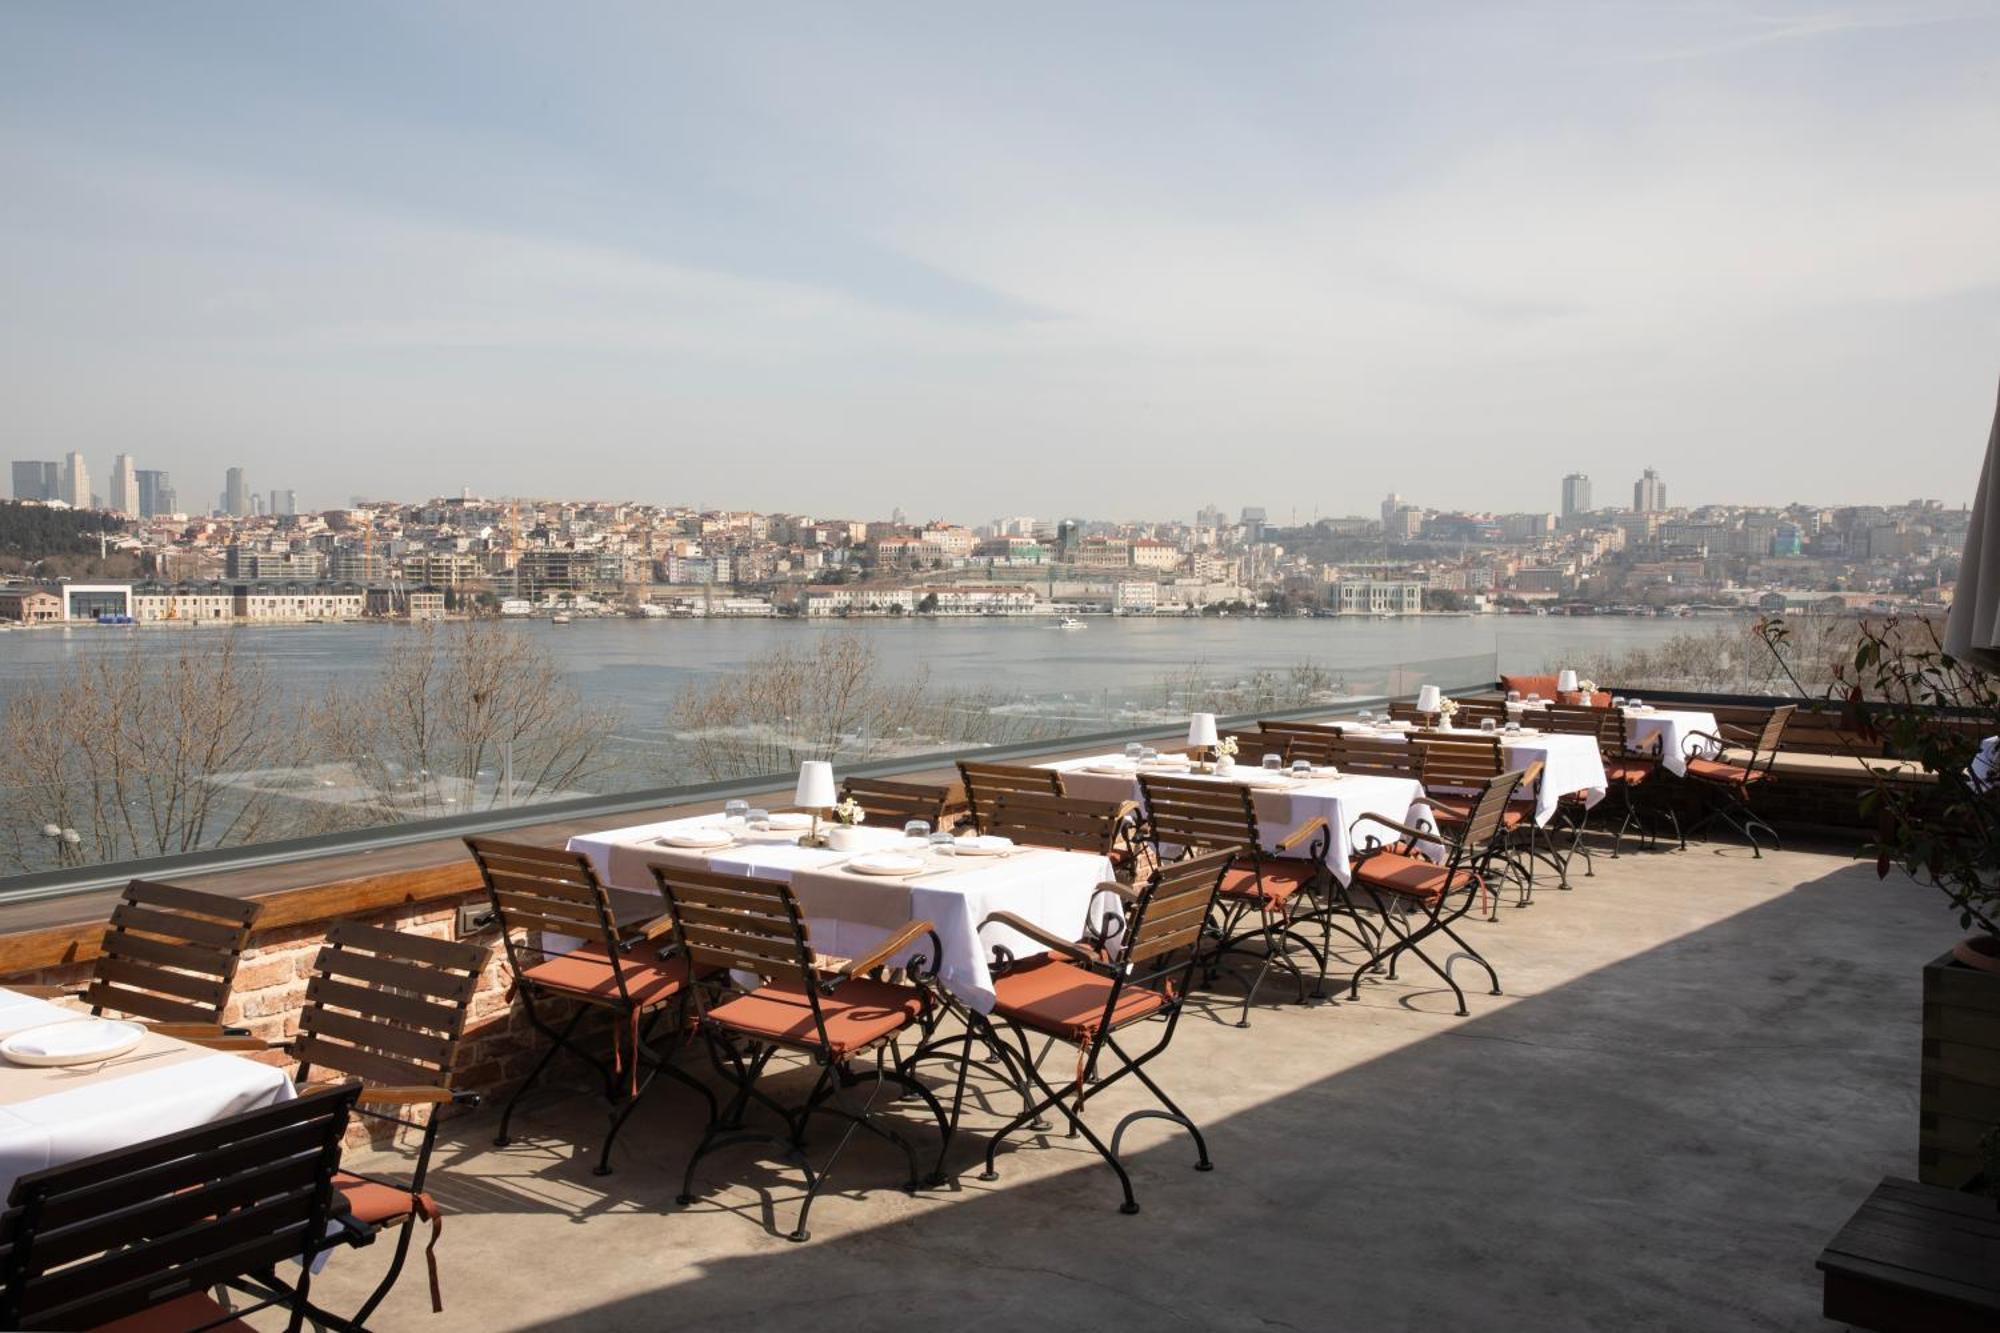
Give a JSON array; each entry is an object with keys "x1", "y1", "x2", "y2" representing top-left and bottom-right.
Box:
[
  {"x1": 825, "y1": 796, "x2": 868, "y2": 852},
  {"x1": 1769, "y1": 616, "x2": 2000, "y2": 1185},
  {"x1": 1214, "y1": 734, "x2": 1239, "y2": 774}
]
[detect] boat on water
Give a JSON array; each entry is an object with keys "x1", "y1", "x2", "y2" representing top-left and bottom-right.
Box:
[
  {"x1": 1055, "y1": 616, "x2": 1086, "y2": 630},
  {"x1": 550, "y1": 612, "x2": 573, "y2": 625}
]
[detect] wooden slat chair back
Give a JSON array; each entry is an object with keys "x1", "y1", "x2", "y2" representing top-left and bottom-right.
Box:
[
  {"x1": 1453, "y1": 700, "x2": 1509, "y2": 727},
  {"x1": 1121, "y1": 850, "x2": 1231, "y2": 969},
  {"x1": 1387, "y1": 702, "x2": 1438, "y2": 725},
  {"x1": 957, "y1": 761, "x2": 1064, "y2": 834},
  {"x1": 1222, "y1": 731, "x2": 1291, "y2": 766},
  {"x1": 295, "y1": 920, "x2": 488, "y2": 1097},
  {"x1": 840, "y1": 776, "x2": 951, "y2": 830},
  {"x1": 1749, "y1": 704, "x2": 1797, "y2": 766},
  {"x1": 1327, "y1": 733, "x2": 1420, "y2": 780},
  {"x1": 464, "y1": 837, "x2": 623, "y2": 977},
  {"x1": 654, "y1": 866, "x2": 817, "y2": 993},
  {"x1": 1256, "y1": 720, "x2": 1342, "y2": 746},
  {"x1": 1465, "y1": 768, "x2": 1530, "y2": 848},
  {"x1": 987, "y1": 791, "x2": 1128, "y2": 859},
  {"x1": 1541, "y1": 703, "x2": 1607, "y2": 737},
  {"x1": 1413, "y1": 735, "x2": 1504, "y2": 795},
  {"x1": 1266, "y1": 729, "x2": 1339, "y2": 765},
  {"x1": 0, "y1": 1083, "x2": 359, "y2": 1333},
  {"x1": 85, "y1": 880, "x2": 263, "y2": 1029},
  {"x1": 1137, "y1": 773, "x2": 1259, "y2": 855}
]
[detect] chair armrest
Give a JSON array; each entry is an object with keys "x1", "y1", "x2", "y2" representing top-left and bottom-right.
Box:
[
  {"x1": 1091, "y1": 879, "x2": 1139, "y2": 905},
  {"x1": 356, "y1": 1085, "x2": 459, "y2": 1107},
  {"x1": 619, "y1": 914, "x2": 677, "y2": 948},
  {"x1": 9, "y1": 984, "x2": 79, "y2": 1000},
  {"x1": 832, "y1": 920, "x2": 937, "y2": 979},
  {"x1": 148, "y1": 1022, "x2": 253, "y2": 1040},
  {"x1": 1348, "y1": 812, "x2": 1435, "y2": 845},
  {"x1": 978, "y1": 911, "x2": 1095, "y2": 965},
  {"x1": 1273, "y1": 816, "x2": 1329, "y2": 853},
  {"x1": 178, "y1": 1034, "x2": 279, "y2": 1052}
]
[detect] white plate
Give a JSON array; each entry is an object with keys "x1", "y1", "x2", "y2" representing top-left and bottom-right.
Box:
[
  {"x1": 847, "y1": 852, "x2": 925, "y2": 877},
  {"x1": 2, "y1": 1019, "x2": 147, "y2": 1067},
  {"x1": 1085, "y1": 763, "x2": 1137, "y2": 775},
  {"x1": 763, "y1": 812, "x2": 814, "y2": 831},
  {"x1": 660, "y1": 829, "x2": 733, "y2": 849},
  {"x1": 948, "y1": 835, "x2": 1014, "y2": 856},
  {"x1": 1236, "y1": 771, "x2": 1293, "y2": 788}
]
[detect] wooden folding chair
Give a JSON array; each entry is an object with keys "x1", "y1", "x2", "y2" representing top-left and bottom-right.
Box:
[
  {"x1": 1412, "y1": 737, "x2": 1548, "y2": 908},
  {"x1": 1347, "y1": 771, "x2": 1524, "y2": 1015},
  {"x1": 1680, "y1": 705, "x2": 1796, "y2": 857},
  {"x1": 987, "y1": 790, "x2": 1147, "y2": 880},
  {"x1": 1327, "y1": 733, "x2": 1420, "y2": 780},
  {"x1": 956, "y1": 760, "x2": 1064, "y2": 834},
  {"x1": 464, "y1": 837, "x2": 713, "y2": 1176},
  {"x1": 290, "y1": 922, "x2": 489, "y2": 1324},
  {"x1": 839, "y1": 775, "x2": 951, "y2": 831},
  {"x1": 0, "y1": 1084, "x2": 360, "y2": 1333},
  {"x1": 968, "y1": 849, "x2": 1233, "y2": 1214},
  {"x1": 650, "y1": 864, "x2": 950, "y2": 1243},
  {"x1": 19, "y1": 880, "x2": 264, "y2": 1042}
]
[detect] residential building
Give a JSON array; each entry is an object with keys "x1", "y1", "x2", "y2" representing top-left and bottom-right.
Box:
[
  {"x1": 225, "y1": 546, "x2": 327, "y2": 582},
  {"x1": 234, "y1": 584, "x2": 367, "y2": 621},
  {"x1": 0, "y1": 588, "x2": 63, "y2": 622}
]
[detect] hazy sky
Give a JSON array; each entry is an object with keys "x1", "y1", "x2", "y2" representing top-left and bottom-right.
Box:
[{"x1": 3, "y1": 2, "x2": 1997, "y2": 522}]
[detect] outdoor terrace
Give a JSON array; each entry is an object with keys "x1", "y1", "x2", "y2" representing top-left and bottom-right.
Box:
[{"x1": 285, "y1": 837, "x2": 1950, "y2": 1331}]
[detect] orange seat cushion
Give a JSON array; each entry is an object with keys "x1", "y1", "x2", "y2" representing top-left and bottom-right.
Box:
[
  {"x1": 1604, "y1": 758, "x2": 1657, "y2": 784},
  {"x1": 1218, "y1": 857, "x2": 1315, "y2": 907},
  {"x1": 1352, "y1": 851, "x2": 1470, "y2": 906},
  {"x1": 92, "y1": 1293, "x2": 257, "y2": 1333},
  {"x1": 336, "y1": 1171, "x2": 428, "y2": 1226},
  {"x1": 706, "y1": 977, "x2": 922, "y2": 1057},
  {"x1": 1685, "y1": 758, "x2": 1763, "y2": 786},
  {"x1": 991, "y1": 955, "x2": 1163, "y2": 1041},
  {"x1": 521, "y1": 939, "x2": 694, "y2": 1008}
]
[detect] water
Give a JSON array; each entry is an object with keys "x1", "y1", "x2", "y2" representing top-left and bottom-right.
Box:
[{"x1": 0, "y1": 612, "x2": 1727, "y2": 718}]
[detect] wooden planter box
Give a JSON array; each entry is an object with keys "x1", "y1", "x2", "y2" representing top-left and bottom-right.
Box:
[{"x1": 1921, "y1": 948, "x2": 2000, "y2": 1187}]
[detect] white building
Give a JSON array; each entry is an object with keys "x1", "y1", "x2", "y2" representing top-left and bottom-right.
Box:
[{"x1": 1332, "y1": 580, "x2": 1425, "y2": 616}]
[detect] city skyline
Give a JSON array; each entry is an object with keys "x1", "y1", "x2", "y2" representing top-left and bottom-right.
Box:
[{"x1": 3, "y1": 3, "x2": 1997, "y2": 515}]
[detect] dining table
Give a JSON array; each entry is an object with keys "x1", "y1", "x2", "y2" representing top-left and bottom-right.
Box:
[
  {"x1": 1041, "y1": 753, "x2": 1435, "y2": 882},
  {"x1": 567, "y1": 817, "x2": 1117, "y2": 1013},
  {"x1": 1621, "y1": 706, "x2": 1723, "y2": 776},
  {"x1": 0, "y1": 988, "x2": 296, "y2": 1201}
]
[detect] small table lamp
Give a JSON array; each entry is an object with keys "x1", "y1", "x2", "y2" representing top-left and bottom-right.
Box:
[
  {"x1": 1188, "y1": 712, "x2": 1218, "y2": 767},
  {"x1": 795, "y1": 760, "x2": 836, "y2": 845},
  {"x1": 1415, "y1": 684, "x2": 1443, "y2": 716},
  {"x1": 1557, "y1": 669, "x2": 1580, "y2": 702}
]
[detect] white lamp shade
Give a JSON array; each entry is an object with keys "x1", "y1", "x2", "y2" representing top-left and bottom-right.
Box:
[
  {"x1": 795, "y1": 760, "x2": 836, "y2": 809},
  {"x1": 1557, "y1": 669, "x2": 1579, "y2": 693},
  {"x1": 1415, "y1": 685, "x2": 1443, "y2": 713},
  {"x1": 1187, "y1": 712, "x2": 1219, "y2": 748}
]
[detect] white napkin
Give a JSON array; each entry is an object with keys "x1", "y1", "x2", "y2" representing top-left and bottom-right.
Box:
[{"x1": 7, "y1": 1019, "x2": 140, "y2": 1059}]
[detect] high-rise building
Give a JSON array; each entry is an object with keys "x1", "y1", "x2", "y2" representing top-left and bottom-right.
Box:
[
  {"x1": 224, "y1": 467, "x2": 249, "y2": 517},
  {"x1": 269, "y1": 489, "x2": 297, "y2": 517},
  {"x1": 1561, "y1": 472, "x2": 1592, "y2": 517},
  {"x1": 61, "y1": 452, "x2": 90, "y2": 509},
  {"x1": 1240, "y1": 506, "x2": 1268, "y2": 541},
  {"x1": 11, "y1": 461, "x2": 59, "y2": 501},
  {"x1": 1381, "y1": 493, "x2": 1403, "y2": 528},
  {"x1": 136, "y1": 469, "x2": 174, "y2": 517},
  {"x1": 1633, "y1": 467, "x2": 1667, "y2": 513},
  {"x1": 109, "y1": 454, "x2": 140, "y2": 516}
]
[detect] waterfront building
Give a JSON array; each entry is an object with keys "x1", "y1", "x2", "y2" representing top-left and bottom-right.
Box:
[
  {"x1": 1331, "y1": 579, "x2": 1425, "y2": 615},
  {"x1": 132, "y1": 587, "x2": 235, "y2": 622},
  {"x1": 236, "y1": 583, "x2": 367, "y2": 621},
  {"x1": 0, "y1": 588, "x2": 63, "y2": 622}
]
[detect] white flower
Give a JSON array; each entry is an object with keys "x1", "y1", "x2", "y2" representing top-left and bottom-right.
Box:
[
  {"x1": 1578, "y1": 678, "x2": 1598, "y2": 695},
  {"x1": 1217, "y1": 735, "x2": 1240, "y2": 757},
  {"x1": 832, "y1": 797, "x2": 866, "y2": 826}
]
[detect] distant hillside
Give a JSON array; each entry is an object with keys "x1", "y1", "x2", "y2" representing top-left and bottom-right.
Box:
[{"x1": 0, "y1": 501, "x2": 131, "y2": 558}]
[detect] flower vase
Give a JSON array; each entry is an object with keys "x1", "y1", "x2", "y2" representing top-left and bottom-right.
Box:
[
  {"x1": 1216, "y1": 756, "x2": 1235, "y2": 775},
  {"x1": 826, "y1": 825, "x2": 864, "y2": 852}
]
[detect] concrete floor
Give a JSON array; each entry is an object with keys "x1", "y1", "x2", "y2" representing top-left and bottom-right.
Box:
[{"x1": 290, "y1": 839, "x2": 1959, "y2": 1332}]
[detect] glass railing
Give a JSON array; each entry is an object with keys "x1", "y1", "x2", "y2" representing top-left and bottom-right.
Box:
[{"x1": 0, "y1": 633, "x2": 1496, "y2": 901}]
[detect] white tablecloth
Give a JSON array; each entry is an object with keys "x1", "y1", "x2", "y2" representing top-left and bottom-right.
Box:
[
  {"x1": 1624, "y1": 708, "x2": 1721, "y2": 776},
  {"x1": 0, "y1": 990, "x2": 296, "y2": 1201},
  {"x1": 1044, "y1": 755, "x2": 1431, "y2": 884},
  {"x1": 567, "y1": 818, "x2": 1115, "y2": 1012}
]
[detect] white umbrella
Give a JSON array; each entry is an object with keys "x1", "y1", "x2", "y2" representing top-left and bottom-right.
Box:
[{"x1": 1945, "y1": 377, "x2": 2000, "y2": 673}]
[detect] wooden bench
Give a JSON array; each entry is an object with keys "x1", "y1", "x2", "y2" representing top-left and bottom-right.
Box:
[{"x1": 1816, "y1": 1176, "x2": 2000, "y2": 1331}]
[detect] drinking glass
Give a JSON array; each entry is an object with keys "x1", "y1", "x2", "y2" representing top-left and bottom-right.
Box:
[
  {"x1": 1481, "y1": 718, "x2": 1497, "y2": 733},
  {"x1": 1527, "y1": 693, "x2": 1542, "y2": 705},
  {"x1": 746, "y1": 807, "x2": 769, "y2": 829},
  {"x1": 723, "y1": 799, "x2": 749, "y2": 828},
  {"x1": 1629, "y1": 698, "x2": 1644, "y2": 710},
  {"x1": 1140, "y1": 746, "x2": 1158, "y2": 762},
  {"x1": 929, "y1": 830, "x2": 955, "y2": 854},
  {"x1": 1124, "y1": 742, "x2": 1144, "y2": 761},
  {"x1": 1358, "y1": 710, "x2": 1374, "y2": 725},
  {"x1": 1505, "y1": 690, "x2": 1520, "y2": 703},
  {"x1": 1262, "y1": 753, "x2": 1283, "y2": 772},
  {"x1": 903, "y1": 820, "x2": 930, "y2": 842},
  {"x1": 1290, "y1": 759, "x2": 1312, "y2": 777}
]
